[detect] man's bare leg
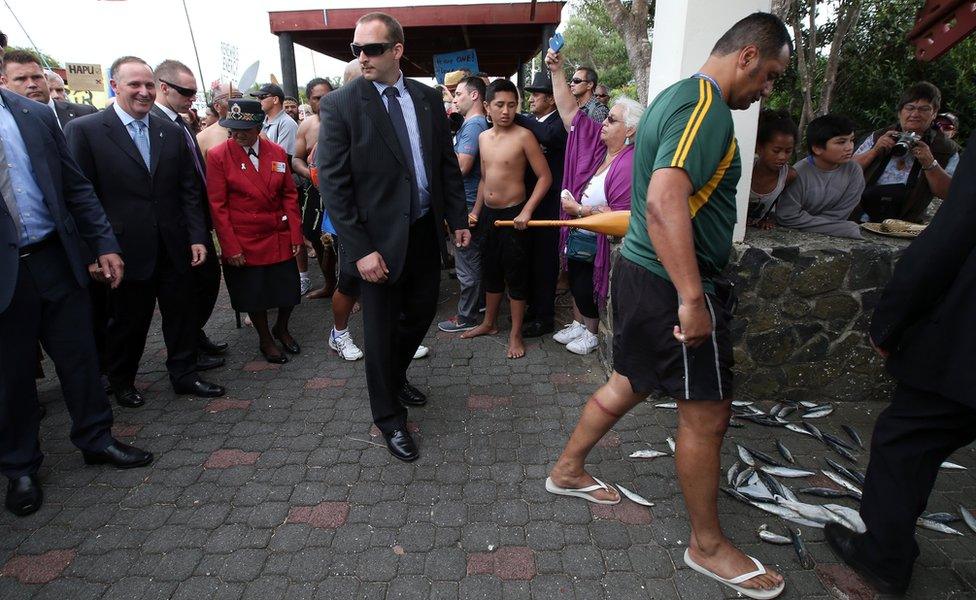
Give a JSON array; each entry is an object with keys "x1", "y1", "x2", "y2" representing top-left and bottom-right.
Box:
[
  {"x1": 548, "y1": 372, "x2": 646, "y2": 502},
  {"x1": 461, "y1": 291, "x2": 502, "y2": 339},
  {"x1": 678, "y1": 400, "x2": 783, "y2": 592},
  {"x1": 332, "y1": 290, "x2": 356, "y2": 331},
  {"x1": 508, "y1": 298, "x2": 527, "y2": 358},
  {"x1": 307, "y1": 244, "x2": 337, "y2": 299}
]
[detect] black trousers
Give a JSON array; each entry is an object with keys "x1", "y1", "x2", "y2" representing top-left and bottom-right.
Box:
[
  {"x1": 193, "y1": 236, "x2": 221, "y2": 335},
  {"x1": 89, "y1": 280, "x2": 110, "y2": 373},
  {"x1": 106, "y1": 243, "x2": 198, "y2": 388},
  {"x1": 0, "y1": 241, "x2": 113, "y2": 478},
  {"x1": 360, "y1": 214, "x2": 440, "y2": 433},
  {"x1": 525, "y1": 195, "x2": 559, "y2": 326},
  {"x1": 856, "y1": 382, "x2": 976, "y2": 584}
]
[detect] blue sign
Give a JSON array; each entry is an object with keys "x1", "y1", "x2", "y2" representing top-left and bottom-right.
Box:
[{"x1": 433, "y1": 49, "x2": 480, "y2": 85}]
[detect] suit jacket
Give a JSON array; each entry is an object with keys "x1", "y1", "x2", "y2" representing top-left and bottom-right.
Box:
[
  {"x1": 516, "y1": 111, "x2": 567, "y2": 219},
  {"x1": 151, "y1": 104, "x2": 213, "y2": 231},
  {"x1": 206, "y1": 139, "x2": 302, "y2": 266},
  {"x1": 870, "y1": 129, "x2": 976, "y2": 408},
  {"x1": 64, "y1": 106, "x2": 205, "y2": 281},
  {"x1": 0, "y1": 89, "x2": 118, "y2": 312},
  {"x1": 53, "y1": 99, "x2": 97, "y2": 128},
  {"x1": 316, "y1": 75, "x2": 467, "y2": 281}
]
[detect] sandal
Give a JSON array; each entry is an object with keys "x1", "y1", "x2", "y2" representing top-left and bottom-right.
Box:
[
  {"x1": 545, "y1": 476, "x2": 621, "y2": 505},
  {"x1": 683, "y1": 548, "x2": 785, "y2": 599}
]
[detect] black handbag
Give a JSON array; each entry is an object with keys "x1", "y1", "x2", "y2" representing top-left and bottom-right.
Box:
[{"x1": 566, "y1": 229, "x2": 597, "y2": 262}]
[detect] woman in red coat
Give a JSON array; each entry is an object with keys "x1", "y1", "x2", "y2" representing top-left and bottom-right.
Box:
[{"x1": 207, "y1": 99, "x2": 303, "y2": 363}]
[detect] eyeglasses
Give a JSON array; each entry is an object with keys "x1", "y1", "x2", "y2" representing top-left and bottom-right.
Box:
[
  {"x1": 605, "y1": 114, "x2": 620, "y2": 124},
  {"x1": 159, "y1": 79, "x2": 197, "y2": 98},
  {"x1": 902, "y1": 104, "x2": 934, "y2": 115},
  {"x1": 595, "y1": 93, "x2": 609, "y2": 98},
  {"x1": 253, "y1": 94, "x2": 270, "y2": 100},
  {"x1": 350, "y1": 42, "x2": 395, "y2": 58},
  {"x1": 570, "y1": 77, "x2": 589, "y2": 85}
]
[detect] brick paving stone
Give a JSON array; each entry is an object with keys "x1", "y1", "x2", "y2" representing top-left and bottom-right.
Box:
[
  {"x1": 815, "y1": 564, "x2": 879, "y2": 600},
  {"x1": 203, "y1": 448, "x2": 261, "y2": 469},
  {"x1": 590, "y1": 499, "x2": 654, "y2": 525},
  {"x1": 1, "y1": 549, "x2": 75, "y2": 584},
  {"x1": 204, "y1": 398, "x2": 252, "y2": 413},
  {"x1": 287, "y1": 502, "x2": 350, "y2": 529}
]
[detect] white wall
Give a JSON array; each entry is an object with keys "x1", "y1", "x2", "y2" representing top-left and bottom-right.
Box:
[{"x1": 648, "y1": 0, "x2": 774, "y2": 242}]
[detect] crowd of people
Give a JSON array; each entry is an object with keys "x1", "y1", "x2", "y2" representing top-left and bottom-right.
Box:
[
  {"x1": 2, "y1": 9, "x2": 975, "y2": 600},
  {"x1": 748, "y1": 82, "x2": 962, "y2": 237}
]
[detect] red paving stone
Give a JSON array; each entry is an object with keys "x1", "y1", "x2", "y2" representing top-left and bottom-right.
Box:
[
  {"x1": 305, "y1": 377, "x2": 348, "y2": 390},
  {"x1": 369, "y1": 422, "x2": 420, "y2": 437},
  {"x1": 204, "y1": 398, "x2": 252, "y2": 413},
  {"x1": 816, "y1": 564, "x2": 878, "y2": 600},
  {"x1": 466, "y1": 546, "x2": 536, "y2": 581},
  {"x1": 549, "y1": 372, "x2": 589, "y2": 385},
  {"x1": 595, "y1": 431, "x2": 621, "y2": 448},
  {"x1": 243, "y1": 361, "x2": 281, "y2": 372},
  {"x1": 466, "y1": 395, "x2": 513, "y2": 410},
  {"x1": 287, "y1": 502, "x2": 350, "y2": 529},
  {"x1": 1, "y1": 549, "x2": 75, "y2": 584},
  {"x1": 111, "y1": 423, "x2": 143, "y2": 438},
  {"x1": 204, "y1": 449, "x2": 261, "y2": 469},
  {"x1": 590, "y1": 499, "x2": 653, "y2": 525}
]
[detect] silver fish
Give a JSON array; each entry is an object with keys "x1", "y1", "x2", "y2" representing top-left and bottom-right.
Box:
[
  {"x1": 629, "y1": 449, "x2": 669, "y2": 459},
  {"x1": 728, "y1": 417, "x2": 743, "y2": 428},
  {"x1": 770, "y1": 403, "x2": 784, "y2": 417},
  {"x1": 824, "y1": 437, "x2": 859, "y2": 463},
  {"x1": 777, "y1": 498, "x2": 846, "y2": 526},
  {"x1": 842, "y1": 424, "x2": 864, "y2": 450},
  {"x1": 666, "y1": 437, "x2": 676, "y2": 454},
  {"x1": 824, "y1": 504, "x2": 866, "y2": 532},
  {"x1": 822, "y1": 432, "x2": 856, "y2": 452},
  {"x1": 617, "y1": 485, "x2": 655, "y2": 507},
  {"x1": 778, "y1": 405, "x2": 796, "y2": 419},
  {"x1": 802, "y1": 422, "x2": 825, "y2": 442},
  {"x1": 761, "y1": 466, "x2": 815, "y2": 478},
  {"x1": 744, "y1": 445, "x2": 785, "y2": 467},
  {"x1": 786, "y1": 525, "x2": 815, "y2": 569},
  {"x1": 802, "y1": 407, "x2": 834, "y2": 419},
  {"x1": 960, "y1": 507, "x2": 976, "y2": 534},
  {"x1": 799, "y1": 487, "x2": 851, "y2": 499},
  {"x1": 916, "y1": 517, "x2": 964, "y2": 536},
  {"x1": 731, "y1": 400, "x2": 754, "y2": 407},
  {"x1": 786, "y1": 423, "x2": 815, "y2": 437},
  {"x1": 776, "y1": 439, "x2": 795, "y2": 464},
  {"x1": 758, "y1": 524, "x2": 792, "y2": 545},
  {"x1": 825, "y1": 458, "x2": 865, "y2": 487},
  {"x1": 654, "y1": 402, "x2": 677, "y2": 409},
  {"x1": 737, "y1": 444, "x2": 756, "y2": 467},
  {"x1": 821, "y1": 469, "x2": 863, "y2": 498},
  {"x1": 921, "y1": 512, "x2": 960, "y2": 524},
  {"x1": 941, "y1": 461, "x2": 967, "y2": 470},
  {"x1": 727, "y1": 461, "x2": 742, "y2": 487},
  {"x1": 799, "y1": 401, "x2": 819, "y2": 408},
  {"x1": 735, "y1": 467, "x2": 756, "y2": 488}
]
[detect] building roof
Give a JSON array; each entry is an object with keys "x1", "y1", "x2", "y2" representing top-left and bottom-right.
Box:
[
  {"x1": 908, "y1": 0, "x2": 976, "y2": 62},
  {"x1": 268, "y1": 2, "x2": 565, "y2": 77}
]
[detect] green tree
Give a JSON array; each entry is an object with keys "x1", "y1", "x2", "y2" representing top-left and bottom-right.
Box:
[
  {"x1": 561, "y1": 0, "x2": 633, "y2": 93},
  {"x1": 5, "y1": 45, "x2": 60, "y2": 68}
]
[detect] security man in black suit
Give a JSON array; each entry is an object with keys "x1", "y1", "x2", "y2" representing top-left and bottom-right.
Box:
[
  {"x1": 64, "y1": 56, "x2": 225, "y2": 408},
  {"x1": 151, "y1": 59, "x2": 226, "y2": 368},
  {"x1": 318, "y1": 13, "x2": 468, "y2": 462},
  {"x1": 825, "y1": 130, "x2": 976, "y2": 594},
  {"x1": 515, "y1": 72, "x2": 567, "y2": 338},
  {"x1": 0, "y1": 35, "x2": 153, "y2": 517}
]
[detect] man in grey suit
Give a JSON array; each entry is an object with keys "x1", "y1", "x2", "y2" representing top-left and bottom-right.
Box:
[
  {"x1": 318, "y1": 12, "x2": 469, "y2": 462},
  {"x1": 0, "y1": 35, "x2": 153, "y2": 517},
  {"x1": 0, "y1": 49, "x2": 96, "y2": 129}
]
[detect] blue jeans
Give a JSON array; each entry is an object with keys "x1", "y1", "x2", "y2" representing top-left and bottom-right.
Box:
[{"x1": 454, "y1": 219, "x2": 485, "y2": 321}]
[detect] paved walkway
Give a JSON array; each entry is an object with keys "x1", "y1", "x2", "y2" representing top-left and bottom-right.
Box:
[{"x1": 1, "y1": 272, "x2": 974, "y2": 599}]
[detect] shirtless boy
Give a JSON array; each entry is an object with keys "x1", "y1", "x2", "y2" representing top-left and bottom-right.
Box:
[
  {"x1": 462, "y1": 79, "x2": 551, "y2": 359},
  {"x1": 197, "y1": 82, "x2": 242, "y2": 158}
]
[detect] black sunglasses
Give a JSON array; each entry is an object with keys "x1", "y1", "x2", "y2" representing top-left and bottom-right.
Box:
[
  {"x1": 570, "y1": 77, "x2": 590, "y2": 85},
  {"x1": 595, "y1": 93, "x2": 609, "y2": 98},
  {"x1": 350, "y1": 42, "x2": 395, "y2": 58},
  {"x1": 159, "y1": 79, "x2": 197, "y2": 98}
]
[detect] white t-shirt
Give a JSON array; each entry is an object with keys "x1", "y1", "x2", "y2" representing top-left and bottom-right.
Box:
[{"x1": 576, "y1": 168, "x2": 609, "y2": 236}]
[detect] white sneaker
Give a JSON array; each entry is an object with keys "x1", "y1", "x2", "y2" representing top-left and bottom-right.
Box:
[
  {"x1": 567, "y1": 330, "x2": 599, "y2": 355},
  {"x1": 299, "y1": 275, "x2": 312, "y2": 296},
  {"x1": 553, "y1": 321, "x2": 586, "y2": 345},
  {"x1": 413, "y1": 345, "x2": 430, "y2": 359},
  {"x1": 329, "y1": 329, "x2": 364, "y2": 361}
]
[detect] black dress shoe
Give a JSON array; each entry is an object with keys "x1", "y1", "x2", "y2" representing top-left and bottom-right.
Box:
[
  {"x1": 824, "y1": 523, "x2": 908, "y2": 595},
  {"x1": 5, "y1": 475, "x2": 42, "y2": 516},
  {"x1": 114, "y1": 385, "x2": 145, "y2": 408},
  {"x1": 383, "y1": 429, "x2": 419, "y2": 462},
  {"x1": 198, "y1": 333, "x2": 228, "y2": 356},
  {"x1": 261, "y1": 348, "x2": 289, "y2": 364},
  {"x1": 173, "y1": 378, "x2": 226, "y2": 398},
  {"x1": 273, "y1": 330, "x2": 301, "y2": 354},
  {"x1": 522, "y1": 320, "x2": 555, "y2": 338},
  {"x1": 397, "y1": 382, "x2": 427, "y2": 407},
  {"x1": 196, "y1": 354, "x2": 225, "y2": 371},
  {"x1": 82, "y1": 440, "x2": 153, "y2": 469}
]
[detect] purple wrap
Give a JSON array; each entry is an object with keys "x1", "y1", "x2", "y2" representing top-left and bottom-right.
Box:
[{"x1": 560, "y1": 111, "x2": 634, "y2": 308}]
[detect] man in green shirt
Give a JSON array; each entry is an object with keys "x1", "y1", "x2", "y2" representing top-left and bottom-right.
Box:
[{"x1": 546, "y1": 13, "x2": 793, "y2": 599}]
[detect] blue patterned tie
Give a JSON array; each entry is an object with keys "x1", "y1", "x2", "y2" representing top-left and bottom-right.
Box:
[
  {"x1": 382, "y1": 87, "x2": 420, "y2": 222},
  {"x1": 129, "y1": 120, "x2": 150, "y2": 169}
]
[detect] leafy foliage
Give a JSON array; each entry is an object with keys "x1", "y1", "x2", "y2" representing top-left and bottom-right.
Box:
[{"x1": 561, "y1": 0, "x2": 635, "y2": 92}]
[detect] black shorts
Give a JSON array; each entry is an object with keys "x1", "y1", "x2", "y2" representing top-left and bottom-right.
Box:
[
  {"x1": 298, "y1": 177, "x2": 323, "y2": 241},
  {"x1": 482, "y1": 203, "x2": 529, "y2": 300},
  {"x1": 611, "y1": 256, "x2": 733, "y2": 401},
  {"x1": 333, "y1": 236, "x2": 360, "y2": 298}
]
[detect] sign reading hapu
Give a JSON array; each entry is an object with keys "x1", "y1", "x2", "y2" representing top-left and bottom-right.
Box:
[{"x1": 65, "y1": 63, "x2": 104, "y2": 92}]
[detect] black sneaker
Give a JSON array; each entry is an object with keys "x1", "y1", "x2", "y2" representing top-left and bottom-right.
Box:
[{"x1": 437, "y1": 316, "x2": 477, "y2": 333}]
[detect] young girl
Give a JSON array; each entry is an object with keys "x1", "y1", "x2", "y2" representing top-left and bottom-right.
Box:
[{"x1": 749, "y1": 109, "x2": 798, "y2": 228}]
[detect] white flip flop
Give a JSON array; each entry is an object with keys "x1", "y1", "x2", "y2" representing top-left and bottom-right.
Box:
[
  {"x1": 683, "y1": 548, "x2": 785, "y2": 599},
  {"x1": 544, "y1": 476, "x2": 621, "y2": 505}
]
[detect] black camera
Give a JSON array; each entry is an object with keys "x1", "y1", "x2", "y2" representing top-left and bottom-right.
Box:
[{"x1": 890, "y1": 131, "x2": 921, "y2": 157}]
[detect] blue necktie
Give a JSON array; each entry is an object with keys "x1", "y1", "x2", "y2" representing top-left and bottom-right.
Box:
[
  {"x1": 382, "y1": 87, "x2": 420, "y2": 222},
  {"x1": 129, "y1": 120, "x2": 150, "y2": 169}
]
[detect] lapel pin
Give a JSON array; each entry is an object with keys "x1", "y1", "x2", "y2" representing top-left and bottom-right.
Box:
[
  {"x1": 241, "y1": 163, "x2": 246, "y2": 170},
  {"x1": 21, "y1": 109, "x2": 28, "y2": 114}
]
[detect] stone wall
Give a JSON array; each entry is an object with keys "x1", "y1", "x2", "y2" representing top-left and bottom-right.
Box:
[{"x1": 599, "y1": 228, "x2": 910, "y2": 402}]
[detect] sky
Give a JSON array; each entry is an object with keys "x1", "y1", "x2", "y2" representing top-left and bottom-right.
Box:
[{"x1": 3, "y1": 0, "x2": 571, "y2": 96}]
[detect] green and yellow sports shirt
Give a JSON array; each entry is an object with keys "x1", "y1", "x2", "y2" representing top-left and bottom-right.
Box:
[{"x1": 620, "y1": 77, "x2": 740, "y2": 293}]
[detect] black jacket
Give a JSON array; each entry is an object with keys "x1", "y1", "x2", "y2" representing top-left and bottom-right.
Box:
[
  {"x1": 516, "y1": 111, "x2": 567, "y2": 219},
  {"x1": 871, "y1": 129, "x2": 976, "y2": 408},
  {"x1": 316, "y1": 76, "x2": 467, "y2": 281},
  {"x1": 0, "y1": 89, "x2": 118, "y2": 312},
  {"x1": 64, "y1": 105, "x2": 205, "y2": 281},
  {"x1": 53, "y1": 99, "x2": 97, "y2": 128},
  {"x1": 150, "y1": 104, "x2": 213, "y2": 231}
]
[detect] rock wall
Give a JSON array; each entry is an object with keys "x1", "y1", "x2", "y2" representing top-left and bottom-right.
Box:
[{"x1": 600, "y1": 228, "x2": 910, "y2": 402}]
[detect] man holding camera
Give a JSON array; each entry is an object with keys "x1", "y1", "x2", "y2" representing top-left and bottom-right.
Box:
[{"x1": 853, "y1": 81, "x2": 959, "y2": 223}]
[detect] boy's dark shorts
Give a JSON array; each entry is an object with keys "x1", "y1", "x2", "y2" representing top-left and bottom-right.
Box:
[
  {"x1": 482, "y1": 203, "x2": 529, "y2": 301},
  {"x1": 611, "y1": 256, "x2": 734, "y2": 401}
]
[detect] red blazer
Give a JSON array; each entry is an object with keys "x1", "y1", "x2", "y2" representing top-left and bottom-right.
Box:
[{"x1": 206, "y1": 139, "x2": 302, "y2": 266}]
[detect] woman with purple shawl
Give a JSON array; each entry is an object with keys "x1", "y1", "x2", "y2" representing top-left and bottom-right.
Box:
[{"x1": 544, "y1": 52, "x2": 645, "y2": 355}]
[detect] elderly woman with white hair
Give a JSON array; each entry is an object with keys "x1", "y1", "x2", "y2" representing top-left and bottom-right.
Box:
[{"x1": 545, "y1": 52, "x2": 645, "y2": 355}]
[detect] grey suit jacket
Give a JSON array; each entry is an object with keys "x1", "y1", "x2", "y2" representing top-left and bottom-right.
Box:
[{"x1": 316, "y1": 75, "x2": 467, "y2": 282}]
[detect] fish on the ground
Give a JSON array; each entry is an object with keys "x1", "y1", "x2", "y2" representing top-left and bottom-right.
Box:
[
  {"x1": 786, "y1": 525, "x2": 815, "y2": 569},
  {"x1": 758, "y1": 524, "x2": 792, "y2": 545},
  {"x1": 735, "y1": 467, "x2": 756, "y2": 488},
  {"x1": 825, "y1": 458, "x2": 865, "y2": 487},
  {"x1": 777, "y1": 405, "x2": 796, "y2": 419},
  {"x1": 629, "y1": 449, "x2": 670, "y2": 459},
  {"x1": 761, "y1": 466, "x2": 816, "y2": 478},
  {"x1": 821, "y1": 431, "x2": 856, "y2": 452},
  {"x1": 842, "y1": 424, "x2": 864, "y2": 449},
  {"x1": 654, "y1": 402, "x2": 677, "y2": 409},
  {"x1": 727, "y1": 461, "x2": 742, "y2": 487},
  {"x1": 824, "y1": 436, "x2": 859, "y2": 463},
  {"x1": 800, "y1": 401, "x2": 819, "y2": 408},
  {"x1": 786, "y1": 423, "x2": 815, "y2": 437},
  {"x1": 821, "y1": 469, "x2": 863, "y2": 499},
  {"x1": 776, "y1": 439, "x2": 796, "y2": 464},
  {"x1": 618, "y1": 485, "x2": 655, "y2": 506},
  {"x1": 732, "y1": 400, "x2": 754, "y2": 407},
  {"x1": 802, "y1": 406, "x2": 834, "y2": 419},
  {"x1": 916, "y1": 517, "x2": 965, "y2": 536},
  {"x1": 921, "y1": 512, "x2": 960, "y2": 524},
  {"x1": 737, "y1": 445, "x2": 756, "y2": 467},
  {"x1": 799, "y1": 487, "x2": 851, "y2": 499},
  {"x1": 758, "y1": 470, "x2": 798, "y2": 503},
  {"x1": 801, "y1": 422, "x2": 825, "y2": 442},
  {"x1": 941, "y1": 461, "x2": 967, "y2": 470},
  {"x1": 959, "y1": 507, "x2": 976, "y2": 534},
  {"x1": 744, "y1": 445, "x2": 785, "y2": 467},
  {"x1": 666, "y1": 437, "x2": 676, "y2": 454}
]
